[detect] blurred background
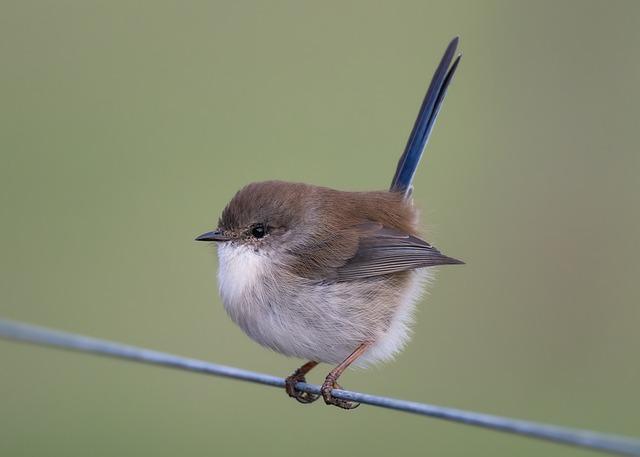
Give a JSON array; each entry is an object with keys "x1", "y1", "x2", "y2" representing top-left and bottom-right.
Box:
[{"x1": 1, "y1": 1, "x2": 639, "y2": 456}]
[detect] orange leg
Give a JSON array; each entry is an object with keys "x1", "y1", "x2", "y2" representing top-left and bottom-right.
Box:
[
  {"x1": 285, "y1": 360, "x2": 319, "y2": 404},
  {"x1": 321, "y1": 342, "x2": 372, "y2": 410}
]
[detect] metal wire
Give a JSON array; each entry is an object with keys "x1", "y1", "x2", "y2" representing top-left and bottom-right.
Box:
[{"x1": 1, "y1": 318, "x2": 639, "y2": 456}]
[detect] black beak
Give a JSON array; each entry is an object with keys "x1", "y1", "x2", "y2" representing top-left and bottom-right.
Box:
[{"x1": 195, "y1": 230, "x2": 230, "y2": 242}]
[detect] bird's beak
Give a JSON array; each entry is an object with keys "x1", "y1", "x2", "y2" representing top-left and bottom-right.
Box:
[{"x1": 195, "y1": 230, "x2": 231, "y2": 242}]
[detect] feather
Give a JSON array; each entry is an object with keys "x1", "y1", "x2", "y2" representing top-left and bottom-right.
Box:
[
  {"x1": 390, "y1": 37, "x2": 461, "y2": 197},
  {"x1": 335, "y1": 223, "x2": 463, "y2": 281}
]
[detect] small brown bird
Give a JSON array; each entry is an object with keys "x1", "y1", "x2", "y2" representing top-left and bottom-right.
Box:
[{"x1": 197, "y1": 38, "x2": 463, "y2": 409}]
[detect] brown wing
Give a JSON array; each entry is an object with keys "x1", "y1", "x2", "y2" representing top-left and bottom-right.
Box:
[
  {"x1": 283, "y1": 189, "x2": 461, "y2": 281},
  {"x1": 334, "y1": 223, "x2": 463, "y2": 281}
]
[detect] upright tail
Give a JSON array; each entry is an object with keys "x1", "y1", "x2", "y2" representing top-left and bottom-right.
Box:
[{"x1": 390, "y1": 37, "x2": 461, "y2": 197}]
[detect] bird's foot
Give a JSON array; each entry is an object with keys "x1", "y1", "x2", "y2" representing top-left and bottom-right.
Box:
[
  {"x1": 321, "y1": 376, "x2": 359, "y2": 410},
  {"x1": 285, "y1": 372, "x2": 319, "y2": 404}
]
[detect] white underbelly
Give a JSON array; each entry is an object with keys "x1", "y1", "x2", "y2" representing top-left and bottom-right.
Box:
[{"x1": 216, "y1": 243, "x2": 430, "y2": 366}]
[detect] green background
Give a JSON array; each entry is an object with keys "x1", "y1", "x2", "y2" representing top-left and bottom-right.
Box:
[{"x1": 1, "y1": 1, "x2": 639, "y2": 456}]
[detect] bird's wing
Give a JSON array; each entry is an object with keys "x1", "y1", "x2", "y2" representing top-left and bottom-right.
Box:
[{"x1": 334, "y1": 222, "x2": 463, "y2": 281}]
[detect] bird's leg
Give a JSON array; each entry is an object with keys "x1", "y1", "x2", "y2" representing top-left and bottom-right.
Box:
[
  {"x1": 321, "y1": 342, "x2": 372, "y2": 410},
  {"x1": 285, "y1": 360, "x2": 320, "y2": 404}
]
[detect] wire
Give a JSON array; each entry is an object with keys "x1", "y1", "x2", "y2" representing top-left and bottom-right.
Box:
[{"x1": 1, "y1": 318, "x2": 639, "y2": 456}]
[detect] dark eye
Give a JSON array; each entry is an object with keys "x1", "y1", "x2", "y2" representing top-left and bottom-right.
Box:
[{"x1": 251, "y1": 224, "x2": 266, "y2": 239}]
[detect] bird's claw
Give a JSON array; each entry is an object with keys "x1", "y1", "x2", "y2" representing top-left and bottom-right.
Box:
[
  {"x1": 285, "y1": 373, "x2": 319, "y2": 404},
  {"x1": 321, "y1": 378, "x2": 360, "y2": 410}
]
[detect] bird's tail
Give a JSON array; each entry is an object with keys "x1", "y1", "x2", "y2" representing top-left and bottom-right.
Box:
[{"x1": 390, "y1": 37, "x2": 461, "y2": 197}]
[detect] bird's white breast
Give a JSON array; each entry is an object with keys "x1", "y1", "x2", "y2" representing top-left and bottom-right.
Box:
[
  {"x1": 217, "y1": 243, "x2": 265, "y2": 308},
  {"x1": 216, "y1": 243, "x2": 292, "y2": 354}
]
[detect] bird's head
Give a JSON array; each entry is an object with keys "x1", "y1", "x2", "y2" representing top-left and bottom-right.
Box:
[{"x1": 196, "y1": 181, "x2": 313, "y2": 253}]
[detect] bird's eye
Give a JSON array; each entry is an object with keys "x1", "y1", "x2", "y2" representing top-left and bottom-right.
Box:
[{"x1": 251, "y1": 224, "x2": 266, "y2": 239}]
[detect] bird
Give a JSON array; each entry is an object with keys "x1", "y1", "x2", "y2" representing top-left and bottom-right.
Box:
[{"x1": 196, "y1": 37, "x2": 463, "y2": 409}]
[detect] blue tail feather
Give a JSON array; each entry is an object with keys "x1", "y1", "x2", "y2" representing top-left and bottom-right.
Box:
[{"x1": 390, "y1": 37, "x2": 461, "y2": 196}]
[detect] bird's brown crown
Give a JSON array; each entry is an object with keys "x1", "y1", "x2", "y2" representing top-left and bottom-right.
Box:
[{"x1": 218, "y1": 180, "x2": 418, "y2": 236}]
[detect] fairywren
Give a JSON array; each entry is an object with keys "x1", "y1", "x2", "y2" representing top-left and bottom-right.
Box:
[{"x1": 197, "y1": 38, "x2": 463, "y2": 409}]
